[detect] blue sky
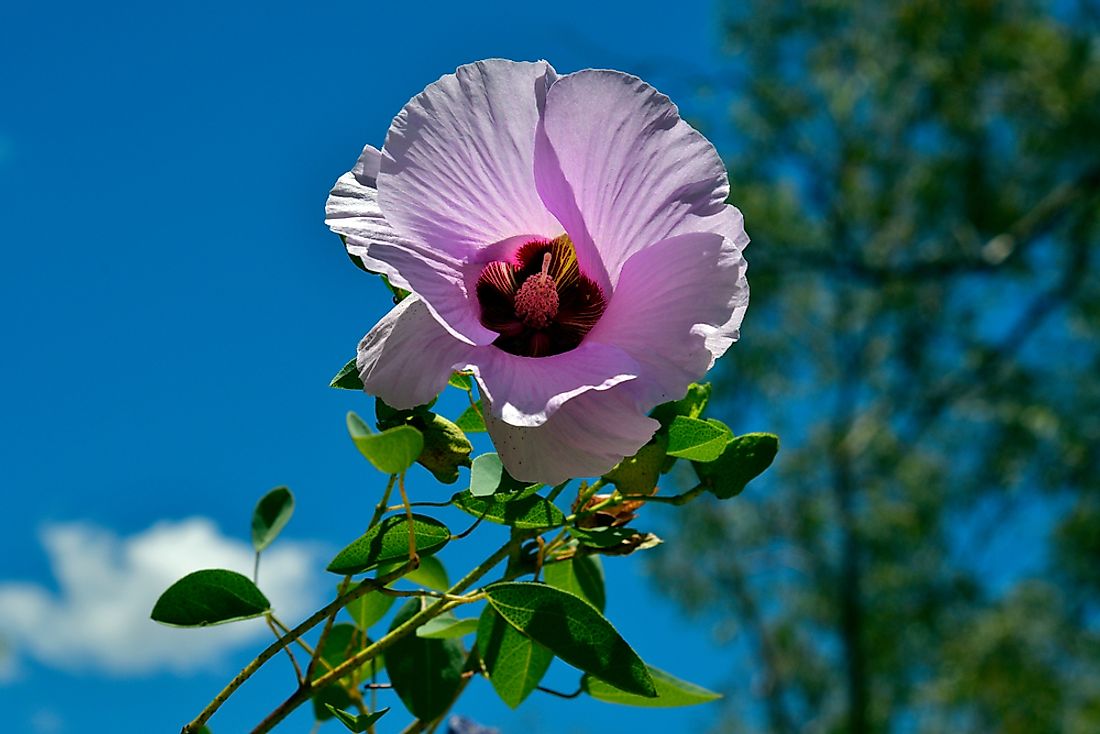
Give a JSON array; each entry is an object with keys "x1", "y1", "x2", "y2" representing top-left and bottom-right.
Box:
[{"x1": 0, "y1": 1, "x2": 740, "y2": 731}]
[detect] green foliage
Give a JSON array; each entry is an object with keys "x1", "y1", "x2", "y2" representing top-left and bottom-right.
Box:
[
  {"x1": 327, "y1": 515, "x2": 450, "y2": 575},
  {"x1": 485, "y1": 582, "x2": 656, "y2": 697},
  {"x1": 665, "y1": 416, "x2": 732, "y2": 462},
  {"x1": 346, "y1": 411, "x2": 423, "y2": 475},
  {"x1": 344, "y1": 584, "x2": 394, "y2": 631},
  {"x1": 397, "y1": 555, "x2": 450, "y2": 592},
  {"x1": 447, "y1": 372, "x2": 473, "y2": 391},
  {"x1": 375, "y1": 400, "x2": 472, "y2": 484},
  {"x1": 415, "y1": 613, "x2": 479, "y2": 639},
  {"x1": 151, "y1": 570, "x2": 269, "y2": 627},
  {"x1": 693, "y1": 433, "x2": 779, "y2": 500},
  {"x1": 385, "y1": 599, "x2": 465, "y2": 721},
  {"x1": 603, "y1": 439, "x2": 667, "y2": 495},
  {"x1": 651, "y1": 382, "x2": 712, "y2": 428},
  {"x1": 583, "y1": 665, "x2": 722, "y2": 707},
  {"x1": 311, "y1": 623, "x2": 379, "y2": 722},
  {"x1": 455, "y1": 401, "x2": 486, "y2": 433},
  {"x1": 329, "y1": 358, "x2": 363, "y2": 391},
  {"x1": 324, "y1": 705, "x2": 389, "y2": 732},
  {"x1": 477, "y1": 605, "x2": 553, "y2": 708},
  {"x1": 544, "y1": 555, "x2": 606, "y2": 612},
  {"x1": 452, "y1": 489, "x2": 565, "y2": 529},
  {"x1": 251, "y1": 486, "x2": 294, "y2": 552}
]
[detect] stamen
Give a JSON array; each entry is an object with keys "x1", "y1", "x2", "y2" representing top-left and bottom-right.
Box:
[{"x1": 513, "y1": 252, "x2": 559, "y2": 329}]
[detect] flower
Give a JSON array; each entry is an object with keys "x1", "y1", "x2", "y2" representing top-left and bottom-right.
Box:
[{"x1": 326, "y1": 60, "x2": 749, "y2": 485}]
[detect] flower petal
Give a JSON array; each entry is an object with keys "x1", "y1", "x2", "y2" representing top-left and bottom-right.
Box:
[
  {"x1": 587, "y1": 231, "x2": 748, "y2": 408},
  {"x1": 357, "y1": 296, "x2": 474, "y2": 410},
  {"x1": 378, "y1": 59, "x2": 562, "y2": 258},
  {"x1": 537, "y1": 69, "x2": 731, "y2": 286},
  {"x1": 464, "y1": 341, "x2": 639, "y2": 428},
  {"x1": 325, "y1": 144, "x2": 413, "y2": 287},
  {"x1": 484, "y1": 385, "x2": 659, "y2": 484}
]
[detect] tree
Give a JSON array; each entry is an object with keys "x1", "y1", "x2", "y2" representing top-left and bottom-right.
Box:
[{"x1": 652, "y1": 1, "x2": 1100, "y2": 732}]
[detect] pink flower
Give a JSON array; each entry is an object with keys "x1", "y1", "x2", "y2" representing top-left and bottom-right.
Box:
[{"x1": 326, "y1": 60, "x2": 749, "y2": 485}]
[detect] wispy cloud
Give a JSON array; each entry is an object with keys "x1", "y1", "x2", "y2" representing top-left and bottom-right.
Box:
[{"x1": 0, "y1": 518, "x2": 322, "y2": 678}]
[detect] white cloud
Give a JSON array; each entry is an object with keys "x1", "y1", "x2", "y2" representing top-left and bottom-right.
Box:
[{"x1": 0, "y1": 518, "x2": 323, "y2": 678}]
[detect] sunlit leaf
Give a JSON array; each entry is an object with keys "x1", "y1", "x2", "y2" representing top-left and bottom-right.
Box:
[
  {"x1": 452, "y1": 490, "x2": 564, "y2": 529},
  {"x1": 324, "y1": 705, "x2": 390, "y2": 732},
  {"x1": 346, "y1": 412, "x2": 423, "y2": 474},
  {"x1": 544, "y1": 555, "x2": 606, "y2": 612},
  {"x1": 327, "y1": 515, "x2": 450, "y2": 575},
  {"x1": 477, "y1": 605, "x2": 553, "y2": 708},
  {"x1": 416, "y1": 613, "x2": 479, "y2": 639},
  {"x1": 583, "y1": 665, "x2": 722, "y2": 707},
  {"x1": 151, "y1": 570, "x2": 269, "y2": 627},
  {"x1": 665, "y1": 416, "x2": 732, "y2": 462},
  {"x1": 455, "y1": 401, "x2": 486, "y2": 433}
]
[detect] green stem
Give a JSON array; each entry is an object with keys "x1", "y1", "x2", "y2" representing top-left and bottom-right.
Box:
[
  {"x1": 368, "y1": 474, "x2": 398, "y2": 529},
  {"x1": 248, "y1": 534, "x2": 531, "y2": 734},
  {"x1": 179, "y1": 560, "x2": 415, "y2": 734}
]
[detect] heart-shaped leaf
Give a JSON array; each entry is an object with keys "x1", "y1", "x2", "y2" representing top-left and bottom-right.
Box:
[{"x1": 151, "y1": 569, "x2": 269, "y2": 627}]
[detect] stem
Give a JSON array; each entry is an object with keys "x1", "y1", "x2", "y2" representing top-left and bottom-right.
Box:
[
  {"x1": 248, "y1": 535, "x2": 531, "y2": 734},
  {"x1": 305, "y1": 576, "x2": 352, "y2": 681},
  {"x1": 180, "y1": 561, "x2": 416, "y2": 734},
  {"x1": 545, "y1": 480, "x2": 570, "y2": 503},
  {"x1": 396, "y1": 472, "x2": 418, "y2": 562},
  {"x1": 253, "y1": 551, "x2": 261, "y2": 585},
  {"x1": 369, "y1": 474, "x2": 398, "y2": 529},
  {"x1": 265, "y1": 614, "x2": 304, "y2": 684}
]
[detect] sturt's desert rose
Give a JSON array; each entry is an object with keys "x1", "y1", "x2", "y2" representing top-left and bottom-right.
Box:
[{"x1": 326, "y1": 59, "x2": 749, "y2": 484}]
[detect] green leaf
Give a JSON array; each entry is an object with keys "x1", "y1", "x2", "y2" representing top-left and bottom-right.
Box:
[
  {"x1": 347, "y1": 412, "x2": 424, "y2": 474},
  {"x1": 374, "y1": 402, "x2": 471, "y2": 484},
  {"x1": 583, "y1": 665, "x2": 722, "y2": 707},
  {"x1": 447, "y1": 372, "x2": 473, "y2": 391},
  {"x1": 328, "y1": 514, "x2": 450, "y2": 575},
  {"x1": 650, "y1": 382, "x2": 712, "y2": 428},
  {"x1": 455, "y1": 401, "x2": 486, "y2": 433},
  {"x1": 311, "y1": 623, "x2": 379, "y2": 721},
  {"x1": 571, "y1": 526, "x2": 639, "y2": 549},
  {"x1": 416, "y1": 613, "x2": 480, "y2": 639},
  {"x1": 665, "y1": 416, "x2": 732, "y2": 462},
  {"x1": 330, "y1": 358, "x2": 364, "y2": 390},
  {"x1": 694, "y1": 432, "x2": 779, "y2": 499},
  {"x1": 485, "y1": 582, "x2": 656, "y2": 697},
  {"x1": 470, "y1": 453, "x2": 505, "y2": 497},
  {"x1": 603, "y1": 439, "x2": 667, "y2": 495},
  {"x1": 544, "y1": 555, "x2": 606, "y2": 612},
  {"x1": 344, "y1": 584, "x2": 395, "y2": 631},
  {"x1": 477, "y1": 605, "x2": 553, "y2": 708},
  {"x1": 151, "y1": 569, "x2": 270, "y2": 627},
  {"x1": 251, "y1": 486, "x2": 294, "y2": 552},
  {"x1": 452, "y1": 490, "x2": 565, "y2": 529},
  {"x1": 385, "y1": 599, "x2": 465, "y2": 721},
  {"x1": 379, "y1": 555, "x2": 450, "y2": 592},
  {"x1": 325, "y1": 705, "x2": 390, "y2": 732}
]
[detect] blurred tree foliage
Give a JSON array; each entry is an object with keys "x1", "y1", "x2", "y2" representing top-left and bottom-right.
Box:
[{"x1": 651, "y1": 1, "x2": 1100, "y2": 732}]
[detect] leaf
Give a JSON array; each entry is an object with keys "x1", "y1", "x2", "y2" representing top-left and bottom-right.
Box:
[
  {"x1": 650, "y1": 382, "x2": 711, "y2": 428},
  {"x1": 603, "y1": 439, "x2": 667, "y2": 495},
  {"x1": 571, "y1": 526, "x2": 639, "y2": 549},
  {"x1": 344, "y1": 584, "x2": 395, "y2": 631},
  {"x1": 330, "y1": 358, "x2": 364, "y2": 390},
  {"x1": 455, "y1": 401, "x2": 486, "y2": 433},
  {"x1": 452, "y1": 490, "x2": 565, "y2": 529},
  {"x1": 416, "y1": 613, "x2": 480, "y2": 639},
  {"x1": 665, "y1": 416, "x2": 732, "y2": 462},
  {"x1": 311, "y1": 623, "x2": 377, "y2": 721},
  {"x1": 374, "y1": 401, "x2": 471, "y2": 484},
  {"x1": 470, "y1": 453, "x2": 505, "y2": 497},
  {"x1": 346, "y1": 412, "x2": 424, "y2": 474},
  {"x1": 328, "y1": 515, "x2": 450, "y2": 575},
  {"x1": 583, "y1": 665, "x2": 722, "y2": 707},
  {"x1": 325, "y1": 705, "x2": 390, "y2": 732},
  {"x1": 477, "y1": 605, "x2": 553, "y2": 708},
  {"x1": 485, "y1": 582, "x2": 655, "y2": 697},
  {"x1": 694, "y1": 432, "x2": 779, "y2": 499},
  {"x1": 448, "y1": 372, "x2": 473, "y2": 391},
  {"x1": 251, "y1": 486, "x2": 294, "y2": 552},
  {"x1": 544, "y1": 555, "x2": 606, "y2": 612},
  {"x1": 385, "y1": 599, "x2": 465, "y2": 721},
  {"x1": 151, "y1": 569, "x2": 270, "y2": 627},
  {"x1": 378, "y1": 555, "x2": 450, "y2": 592}
]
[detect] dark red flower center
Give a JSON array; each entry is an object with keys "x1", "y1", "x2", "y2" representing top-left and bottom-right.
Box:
[{"x1": 476, "y1": 235, "x2": 606, "y2": 358}]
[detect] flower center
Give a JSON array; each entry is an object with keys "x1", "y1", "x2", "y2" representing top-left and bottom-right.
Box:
[
  {"x1": 512, "y1": 253, "x2": 559, "y2": 328},
  {"x1": 476, "y1": 235, "x2": 606, "y2": 358}
]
